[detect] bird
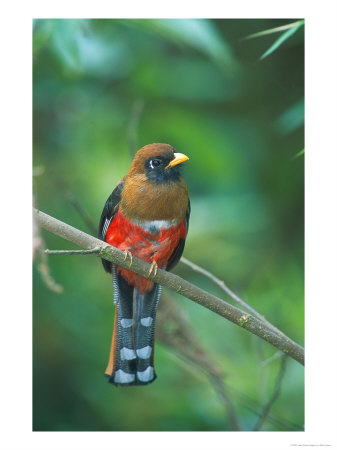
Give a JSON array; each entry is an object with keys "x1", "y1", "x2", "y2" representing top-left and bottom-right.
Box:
[{"x1": 98, "y1": 143, "x2": 190, "y2": 386}]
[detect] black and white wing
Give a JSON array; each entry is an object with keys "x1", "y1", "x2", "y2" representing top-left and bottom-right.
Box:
[{"x1": 98, "y1": 181, "x2": 124, "y2": 273}]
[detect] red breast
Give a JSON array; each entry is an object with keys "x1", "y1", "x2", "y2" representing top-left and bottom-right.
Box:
[{"x1": 106, "y1": 210, "x2": 187, "y2": 293}]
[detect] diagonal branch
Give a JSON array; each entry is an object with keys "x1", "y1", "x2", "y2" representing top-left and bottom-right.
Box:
[
  {"x1": 180, "y1": 257, "x2": 287, "y2": 338},
  {"x1": 65, "y1": 190, "x2": 286, "y2": 340},
  {"x1": 33, "y1": 208, "x2": 304, "y2": 366}
]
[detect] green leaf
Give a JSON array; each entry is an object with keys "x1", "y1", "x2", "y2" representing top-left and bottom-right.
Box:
[
  {"x1": 243, "y1": 20, "x2": 304, "y2": 40},
  {"x1": 293, "y1": 149, "x2": 305, "y2": 159},
  {"x1": 260, "y1": 21, "x2": 304, "y2": 60},
  {"x1": 123, "y1": 19, "x2": 239, "y2": 73},
  {"x1": 274, "y1": 99, "x2": 304, "y2": 135},
  {"x1": 51, "y1": 20, "x2": 86, "y2": 71}
]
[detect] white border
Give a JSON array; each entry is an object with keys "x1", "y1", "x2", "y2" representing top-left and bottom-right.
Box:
[{"x1": 2, "y1": 1, "x2": 337, "y2": 449}]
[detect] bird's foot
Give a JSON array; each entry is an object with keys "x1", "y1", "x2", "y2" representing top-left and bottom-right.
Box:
[
  {"x1": 123, "y1": 250, "x2": 133, "y2": 267},
  {"x1": 148, "y1": 260, "x2": 158, "y2": 278}
]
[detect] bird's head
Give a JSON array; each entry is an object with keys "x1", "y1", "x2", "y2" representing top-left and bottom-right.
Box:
[{"x1": 128, "y1": 143, "x2": 189, "y2": 183}]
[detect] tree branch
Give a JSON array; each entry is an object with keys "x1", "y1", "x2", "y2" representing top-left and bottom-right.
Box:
[
  {"x1": 65, "y1": 190, "x2": 289, "y2": 344},
  {"x1": 180, "y1": 257, "x2": 287, "y2": 338},
  {"x1": 33, "y1": 208, "x2": 304, "y2": 366},
  {"x1": 45, "y1": 248, "x2": 101, "y2": 256}
]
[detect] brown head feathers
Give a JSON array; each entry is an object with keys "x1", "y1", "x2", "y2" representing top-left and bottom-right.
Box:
[
  {"x1": 119, "y1": 143, "x2": 189, "y2": 222},
  {"x1": 127, "y1": 143, "x2": 176, "y2": 177}
]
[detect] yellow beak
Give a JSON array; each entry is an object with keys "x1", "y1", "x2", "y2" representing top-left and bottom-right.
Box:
[{"x1": 165, "y1": 152, "x2": 189, "y2": 170}]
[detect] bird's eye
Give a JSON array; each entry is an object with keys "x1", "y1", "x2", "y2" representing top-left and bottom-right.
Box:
[{"x1": 150, "y1": 159, "x2": 161, "y2": 169}]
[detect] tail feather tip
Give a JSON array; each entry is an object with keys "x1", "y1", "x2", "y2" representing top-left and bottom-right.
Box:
[{"x1": 106, "y1": 367, "x2": 157, "y2": 386}]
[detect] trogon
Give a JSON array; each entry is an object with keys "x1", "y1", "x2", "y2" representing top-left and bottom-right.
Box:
[{"x1": 98, "y1": 143, "x2": 190, "y2": 385}]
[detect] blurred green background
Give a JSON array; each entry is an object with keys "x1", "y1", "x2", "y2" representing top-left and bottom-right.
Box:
[{"x1": 33, "y1": 18, "x2": 304, "y2": 431}]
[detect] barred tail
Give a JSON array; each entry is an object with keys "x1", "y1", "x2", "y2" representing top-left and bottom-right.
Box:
[
  {"x1": 105, "y1": 267, "x2": 162, "y2": 386},
  {"x1": 133, "y1": 284, "x2": 162, "y2": 384}
]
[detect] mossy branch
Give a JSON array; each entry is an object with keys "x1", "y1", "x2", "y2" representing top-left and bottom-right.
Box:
[{"x1": 33, "y1": 208, "x2": 304, "y2": 366}]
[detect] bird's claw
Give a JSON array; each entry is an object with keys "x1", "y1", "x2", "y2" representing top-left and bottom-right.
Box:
[
  {"x1": 148, "y1": 261, "x2": 158, "y2": 278},
  {"x1": 123, "y1": 250, "x2": 133, "y2": 267}
]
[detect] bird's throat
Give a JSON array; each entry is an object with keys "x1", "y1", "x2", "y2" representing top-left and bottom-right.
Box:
[{"x1": 119, "y1": 174, "x2": 188, "y2": 222}]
